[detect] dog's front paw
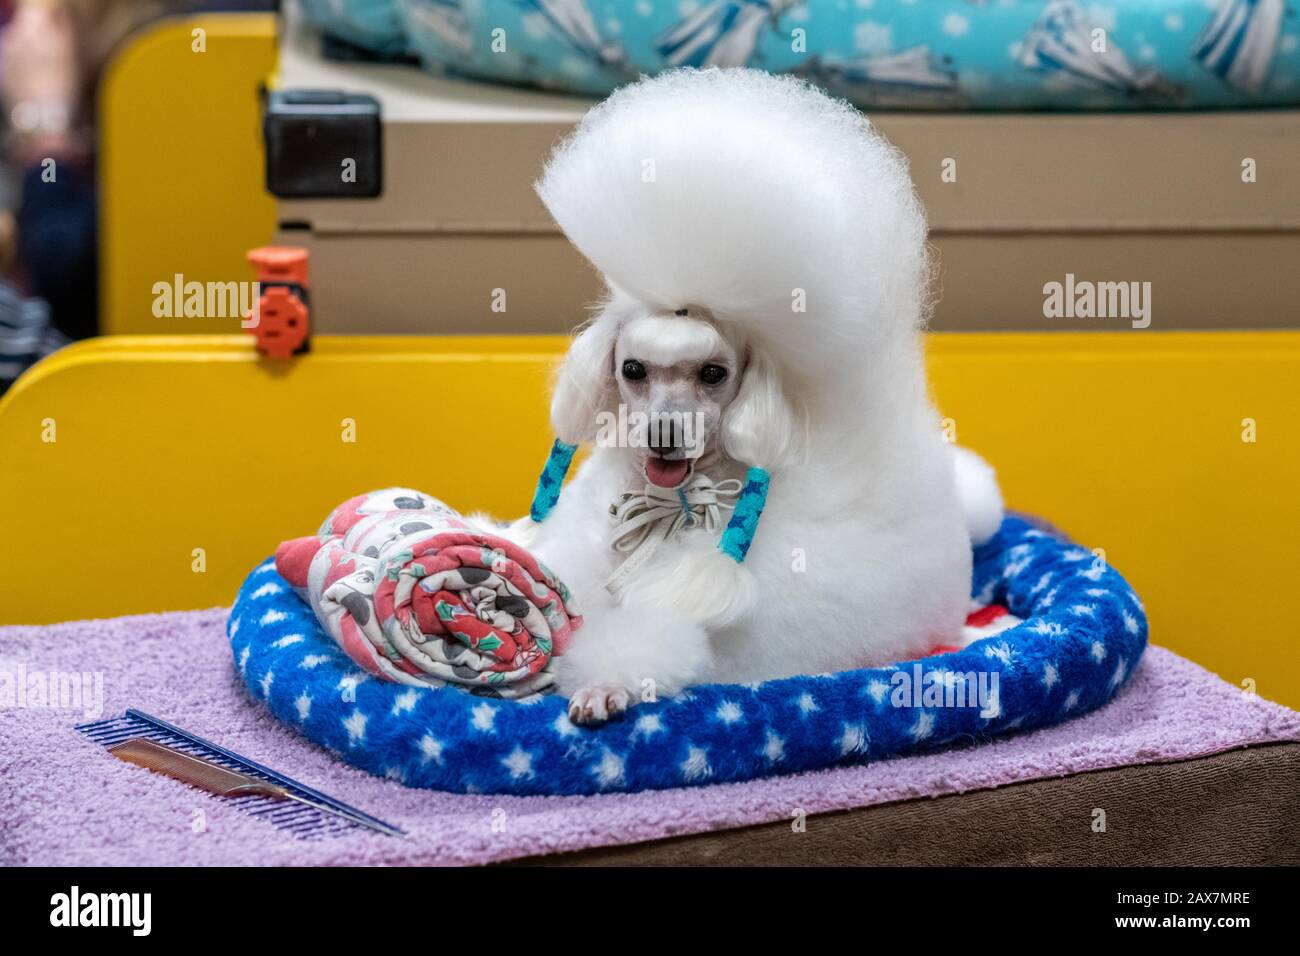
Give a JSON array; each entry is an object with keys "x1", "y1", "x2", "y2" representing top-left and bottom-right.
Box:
[{"x1": 567, "y1": 685, "x2": 631, "y2": 726}]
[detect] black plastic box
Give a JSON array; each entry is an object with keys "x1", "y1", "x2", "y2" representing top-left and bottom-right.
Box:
[{"x1": 263, "y1": 89, "x2": 382, "y2": 199}]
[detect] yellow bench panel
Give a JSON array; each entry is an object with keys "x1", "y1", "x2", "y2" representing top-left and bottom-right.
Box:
[
  {"x1": 100, "y1": 14, "x2": 278, "y2": 335},
  {"x1": 1, "y1": 332, "x2": 1294, "y2": 708}
]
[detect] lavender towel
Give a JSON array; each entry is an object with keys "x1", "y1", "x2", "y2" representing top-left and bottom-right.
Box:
[{"x1": 1, "y1": 608, "x2": 1297, "y2": 866}]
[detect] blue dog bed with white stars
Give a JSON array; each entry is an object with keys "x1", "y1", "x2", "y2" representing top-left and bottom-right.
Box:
[{"x1": 227, "y1": 515, "x2": 1148, "y2": 796}]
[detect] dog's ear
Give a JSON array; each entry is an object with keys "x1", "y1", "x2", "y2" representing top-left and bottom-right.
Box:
[
  {"x1": 721, "y1": 344, "x2": 803, "y2": 473},
  {"x1": 551, "y1": 315, "x2": 620, "y2": 445}
]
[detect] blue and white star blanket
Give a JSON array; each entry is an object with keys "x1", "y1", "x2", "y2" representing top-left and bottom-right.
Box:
[{"x1": 229, "y1": 515, "x2": 1148, "y2": 796}]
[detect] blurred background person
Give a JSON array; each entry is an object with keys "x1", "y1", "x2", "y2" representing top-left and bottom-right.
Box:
[{"x1": 0, "y1": 0, "x2": 269, "y2": 391}]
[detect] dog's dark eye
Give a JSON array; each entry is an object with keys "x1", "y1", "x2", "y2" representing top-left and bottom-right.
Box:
[
  {"x1": 621, "y1": 359, "x2": 647, "y2": 381},
  {"x1": 699, "y1": 364, "x2": 728, "y2": 386}
]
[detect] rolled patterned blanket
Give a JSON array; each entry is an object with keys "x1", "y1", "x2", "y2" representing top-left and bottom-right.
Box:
[{"x1": 274, "y1": 488, "x2": 581, "y2": 700}]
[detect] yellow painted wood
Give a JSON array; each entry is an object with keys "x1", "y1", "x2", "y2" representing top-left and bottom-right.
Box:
[
  {"x1": 1, "y1": 332, "x2": 1295, "y2": 708},
  {"x1": 100, "y1": 14, "x2": 278, "y2": 335},
  {"x1": 925, "y1": 332, "x2": 1297, "y2": 709}
]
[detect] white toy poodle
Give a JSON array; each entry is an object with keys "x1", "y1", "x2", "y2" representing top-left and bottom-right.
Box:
[{"x1": 504, "y1": 68, "x2": 1002, "y2": 725}]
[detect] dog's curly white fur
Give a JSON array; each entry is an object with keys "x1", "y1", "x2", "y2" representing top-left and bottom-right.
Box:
[{"x1": 510, "y1": 68, "x2": 1002, "y2": 725}]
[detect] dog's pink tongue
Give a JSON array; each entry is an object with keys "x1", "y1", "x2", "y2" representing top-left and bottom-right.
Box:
[{"x1": 645, "y1": 457, "x2": 690, "y2": 488}]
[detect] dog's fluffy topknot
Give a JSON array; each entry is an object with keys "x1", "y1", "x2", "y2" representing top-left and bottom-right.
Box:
[{"x1": 536, "y1": 68, "x2": 929, "y2": 360}]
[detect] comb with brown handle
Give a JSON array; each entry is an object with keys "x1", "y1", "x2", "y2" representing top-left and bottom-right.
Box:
[{"x1": 108, "y1": 737, "x2": 402, "y2": 837}]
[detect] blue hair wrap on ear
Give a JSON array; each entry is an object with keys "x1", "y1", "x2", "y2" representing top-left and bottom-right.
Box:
[
  {"x1": 530, "y1": 439, "x2": 578, "y2": 522},
  {"x1": 718, "y1": 467, "x2": 770, "y2": 561}
]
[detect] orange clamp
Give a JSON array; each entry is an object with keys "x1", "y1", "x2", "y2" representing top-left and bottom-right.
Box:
[{"x1": 245, "y1": 246, "x2": 310, "y2": 359}]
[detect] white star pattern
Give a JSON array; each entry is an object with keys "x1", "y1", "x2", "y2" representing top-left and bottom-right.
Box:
[
  {"x1": 866, "y1": 679, "x2": 891, "y2": 704},
  {"x1": 1002, "y1": 557, "x2": 1033, "y2": 579},
  {"x1": 838, "y1": 723, "x2": 868, "y2": 756},
  {"x1": 238, "y1": 646, "x2": 250, "y2": 675},
  {"x1": 271, "y1": 634, "x2": 303, "y2": 649},
  {"x1": 471, "y1": 702, "x2": 497, "y2": 732},
  {"x1": 295, "y1": 692, "x2": 311, "y2": 721},
  {"x1": 762, "y1": 729, "x2": 785, "y2": 763},
  {"x1": 391, "y1": 689, "x2": 418, "y2": 716},
  {"x1": 260, "y1": 669, "x2": 274, "y2": 698},
  {"x1": 1064, "y1": 689, "x2": 1081, "y2": 711},
  {"x1": 1002, "y1": 544, "x2": 1033, "y2": 578},
  {"x1": 502, "y1": 746, "x2": 535, "y2": 780},
  {"x1": 1109, "y1": 657, "x2": 1128, "y2": 689},
  {"x1": 593, "y1": 748, "x2": 625, "y2": 788},
  {"x1": 634, "y1": 713, "x2": 665, "y2": 739},
  {"x1": 1090, "y1": 641, "x2": 1106, "y2": 663},
  {"x1": 252, "y1": 582, "x2": 282, "y2": 599},
  {"x1": 552, "y1": 712, "x2": 578, "y2": 738},
  {"x1": 681, "y1": 746, "x2": 712, "y2": 781},
  {"x1": 229, "y1": 617, "x2": 241, "y2": 637},
  {"x1": 1031, "y1": 620, "x2": 1066, "y2": 637},
  {"x1": 418, "y1": 733, "x2": 444, "y2": 764},
  {"x1": 343, "y1": 709, "x2": 367, "y2": 745},
  {"x1": 337, "y1": 673, "x2": 366, "y2": 699},
  {"x1": 715, "y1": 701, "x2": 744, "y2": 725},
  {"x1": 911, "y1": 711, "x2": 935, "y2": 740},
  {"x1": 1042, "y1": 662, "x2": 1059, "y2": 689},
  {"x1": 1122, "y1": 610, "x2": 1140, "y2": 634},
  {"x1": 1030, "y1": 572, "x2": 1053, "y2": 595},
  {"x1": 796, "y1": 692, "x2": 820, "y2": 716},
  {"x1": 984, "y1": 642, "x2": 1015, "y2": 666},
  {"x1": 300, "y1": 654, "x2": 330, "y2": 669},
  {"x1": 1069, "y1": 604, "x2": 1096, "y2": 617},
  {"x1": 259, "y1": 609, "x2": 287, "y2": 626}
]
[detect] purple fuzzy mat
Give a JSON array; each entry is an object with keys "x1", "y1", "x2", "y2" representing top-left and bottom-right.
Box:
[{"x1": 2, "y1": 608, "x2": 1297, "y2": 866}]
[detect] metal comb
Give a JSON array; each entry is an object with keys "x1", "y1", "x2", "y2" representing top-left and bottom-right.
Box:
[{"x1": 77, "y1": 709, "x2": 404, "y2": 839}]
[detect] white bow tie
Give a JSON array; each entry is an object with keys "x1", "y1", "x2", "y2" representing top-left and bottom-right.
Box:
[{"x1": 605, "y1": 470, "x2": 743, "y2": 596}]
